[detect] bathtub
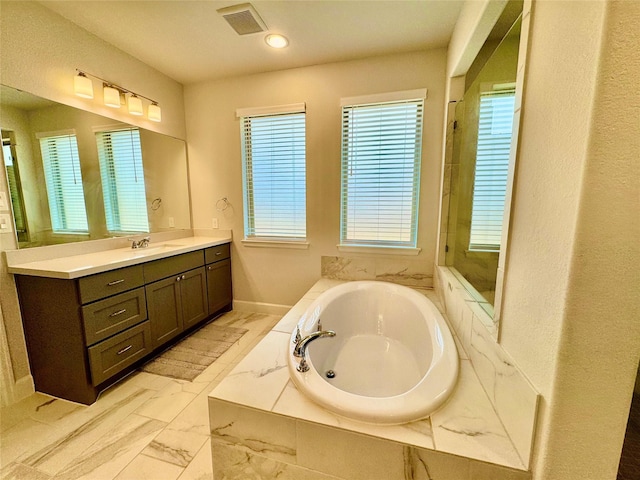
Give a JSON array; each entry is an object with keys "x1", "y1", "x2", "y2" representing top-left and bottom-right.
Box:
[{"x1": 287, "y1": 281, "x2": 459, "y2": 424}]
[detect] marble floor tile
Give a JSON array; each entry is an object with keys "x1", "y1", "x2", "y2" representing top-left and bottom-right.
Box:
[
  {"x1": 0, "y1": 462, "x2": 52, "y2": 480},
  {"x1": 142, "y1": 428, "x2": 209, "y2": 467},
  {"x1": 134, "y1": 381, "x2": 198, "y2": 423},
  {"x1": 0, "y1": 310, "x2": 279, "y2": 480},
  {"x1": 177, "y1": 438, "x2": 214, "y2": 480},
  {"x1": 54, "y1": 413, "x2": 166, "y2": 480},
  {"x1": 113, "y1": 454, "x2": 184, "y2": 480}
]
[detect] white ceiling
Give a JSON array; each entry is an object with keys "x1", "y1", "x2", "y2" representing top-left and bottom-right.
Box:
[{"x1": 38, "y1": 0, "x2": 464, "y2": 85}]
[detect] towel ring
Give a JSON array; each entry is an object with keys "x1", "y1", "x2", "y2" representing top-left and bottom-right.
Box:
[{"x1": 216, "y1": 197, "x2": 230, "y2": 212}]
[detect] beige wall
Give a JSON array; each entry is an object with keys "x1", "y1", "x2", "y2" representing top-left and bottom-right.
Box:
[
  {"x1": 0, "y1": 1, "x2": 187, "y2": 399},
  {"x1": 184, "y1": 50, "x2": 447, "y2": 307},
  {"x1": 447, "y1": 0, "x2": 640, "y2": 478}
]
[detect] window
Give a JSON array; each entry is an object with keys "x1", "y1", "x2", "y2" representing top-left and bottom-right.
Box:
[
  {"x1": 37, "y1": 131, "x2": 89, "y2": 233},
  {"x1": 95, "y1": 128, "x2": 149, "y2": 233},
  {"x1": 239, "y1": 104, "x2": 306, "y2": 241},
  {"x1": 468, "y1": 87, "x2": 516, "y2": 251},
  {"x1": 340, "y1": 90, "x2": 425, "y2": 248}
]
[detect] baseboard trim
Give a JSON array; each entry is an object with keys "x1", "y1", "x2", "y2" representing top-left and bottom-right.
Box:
[{"x1": 233, "y1": 300, "x2": 292, "y2": 315}]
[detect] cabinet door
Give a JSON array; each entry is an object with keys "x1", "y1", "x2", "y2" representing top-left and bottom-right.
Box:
[
  {"x1": 146, "y1": 275, "x2": 183, "y2": 348},
  {"x1": 181, "y1": 267, "x2": 209, "y2": 329},
  {"x1": 206, "y1": 258, "x2": 232, "y2": 315}
]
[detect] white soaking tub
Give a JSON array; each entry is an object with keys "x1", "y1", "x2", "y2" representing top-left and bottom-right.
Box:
[{"x1": 287, "y1": 281, "x2": 459, "y2": 424}]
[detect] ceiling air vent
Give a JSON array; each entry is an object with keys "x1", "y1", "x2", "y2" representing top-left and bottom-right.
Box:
[{"x1": 217, "y1": 3, "x2": 267, "y2": 35}]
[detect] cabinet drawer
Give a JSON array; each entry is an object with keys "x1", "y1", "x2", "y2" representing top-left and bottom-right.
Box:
[
  {"x1": 88, "y1": 322, "x2": 151, "y2": 385},
  {"x1": 143, "y1": 251, "x2": 204, "y2": 284},
  {"x1": 79, "y1": 265, "x2": 144, "y2": 304},
  {"x1": 82, "y1": 288, "x2": 147, "y2": 346},
  {"x1": 205, "y1": 243, "x2": 230, "y2": 264}
]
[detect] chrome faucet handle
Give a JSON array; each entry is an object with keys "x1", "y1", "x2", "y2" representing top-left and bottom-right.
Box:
[
  {"x1": 297, "y1": 357, "x2": 309, "y2": 373},
  {"x1": 293, "y1": 326, "x2": 302, "y2": 345},
  {"x1": 317, "y1": 318, "x2": 322, "y2": 332}
]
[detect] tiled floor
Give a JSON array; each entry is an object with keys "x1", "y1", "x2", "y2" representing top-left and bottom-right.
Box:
[{"x1": 0, "y1": 311, "x2": 281, "y2": 480}]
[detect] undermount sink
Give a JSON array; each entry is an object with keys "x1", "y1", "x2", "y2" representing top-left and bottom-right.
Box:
[{"x1": 121, "y1": 243, "x2": 185, "y2": 257}]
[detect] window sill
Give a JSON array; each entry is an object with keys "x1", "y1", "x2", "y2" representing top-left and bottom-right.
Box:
[
  {"x1": 337, "y1": 244, "x2": 421, "y2": 256},
  {"x1": 242, "y1": 238, "x2": 310, "y2": 250}
]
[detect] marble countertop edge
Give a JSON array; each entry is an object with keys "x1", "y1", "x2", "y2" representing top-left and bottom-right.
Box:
[{"x1": 6, "y1": 235, "x2": 232, "y2": 279}]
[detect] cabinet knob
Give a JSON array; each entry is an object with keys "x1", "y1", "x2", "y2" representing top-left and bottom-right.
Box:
[{"x1": 176, "y1": 276, "x2": 182, "y2": 282}]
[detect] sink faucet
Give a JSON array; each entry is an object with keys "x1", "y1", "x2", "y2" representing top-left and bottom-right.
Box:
[
  {"x1": 131, "y1": 236, "x2": 151, "y2": 249},
  {"x1": 293, "y1": 329, "x2": 336, "y2": 372}
]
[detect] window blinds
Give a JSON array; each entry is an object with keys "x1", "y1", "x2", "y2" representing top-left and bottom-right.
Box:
[
  {"x1": 340, "y1": 98, "x2": 424, "y2": 247},
  {"x1": 38, "y1": 133, "x2": 89, "y2": 233},
  {"x1": 95, "y1": 128, "x2": 149, "y2": 233},
  {"x1": 469, "y1": 89, "x2": 516, "y2": 251},
  {"x1": 241, "y1": 111, "x2": 306, "y2": 239}
]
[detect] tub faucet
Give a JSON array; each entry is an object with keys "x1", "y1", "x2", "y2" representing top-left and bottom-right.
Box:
[{"x1": 293, "y1": 330, "x2": 336, "y2": 358}]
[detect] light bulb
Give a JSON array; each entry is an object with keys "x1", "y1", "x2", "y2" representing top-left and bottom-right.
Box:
[
  {"x1": 103, "y1": 85, "x2": 121, "y2": 108},
  {"x1": 265, "y1": 34, "x2": 289, "y2": 49},
  {"x1": 148, "y1": 103, "x2": 162, "y2": 122},
  {"x1": 128, "y1": 95, "x2": 143, "y2": 116},
  {"x1": 74, "y1": 72, "x2": 94, "y2": 99}
]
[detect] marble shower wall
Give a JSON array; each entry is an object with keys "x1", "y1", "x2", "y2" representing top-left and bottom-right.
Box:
[
  {"x1": 320, "y1": 256, "x2": 432, "y2": 288},
  {"x1": 434, "y1": 266, "x2": 538, "y2": 468}
]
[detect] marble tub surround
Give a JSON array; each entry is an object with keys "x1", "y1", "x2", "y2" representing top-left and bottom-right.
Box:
[
  {"x1": 321, "y1": 255, "x2": 432, "y2": 288},
  {"x1": 434, "y1": 266, "x2": 539, "y2": 468},
  {"x1": 208, "y1": 279, "x2": 531, "y2": 479},
  {"x1": 4, "y1": 231, "x2": 232, "y2": 279}
]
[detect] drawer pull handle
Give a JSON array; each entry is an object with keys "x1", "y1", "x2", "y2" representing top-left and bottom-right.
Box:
[
  {"x1": 110, "y1": 308, "x2": 127, "y2": 317},
  {"x1": 215, "y1": 252, "x2": 222, "y2": 256},
  {"x1": 117, "y1": 345, "x2": 133, "y2": 355},
  {"x1": 107, "y1": 279, "x2": 125, "y2": 286}
]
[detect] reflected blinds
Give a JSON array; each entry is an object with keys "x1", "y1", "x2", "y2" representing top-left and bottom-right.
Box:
[
  {"x1": 469, "y1": 89, "x2": 516, "y2": 251},
  {"x1": 38, "y1": 133, "x2": 89, "y2": 233},
  {"x1": 95, "y1": 128, "x2": 149, "y2": 233},
  {"x1": 340, "y1": 99, "x2": 423, "y2": 247},
  {"x1": 241, "y1": 110, "x2": 306, "y2": 239}
]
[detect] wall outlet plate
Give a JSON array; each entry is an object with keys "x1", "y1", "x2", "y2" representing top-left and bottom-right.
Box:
[
  {"x1": 0, "y1": 213, "x2": 13, "y2": 232},
  {"x1": 212, "y1": 218, "x2": 219, "y2": 229}
]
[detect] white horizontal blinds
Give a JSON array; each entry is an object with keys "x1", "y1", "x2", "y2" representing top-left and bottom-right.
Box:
[
  {"x1": 2, "y1": 144, "x2": 26, "y2": 233},
  {"x1": 469, "y1": 89, "x2": 516, "y2": 250},
  {"x1": 38, "y1": 133, "x2": 89, "y2": 232},
  {"x1": 241, "y1": 111, "x2": 306, "y2": 238},
  {"x1": 341, "y1": 98, "x2": 424, "y2": 247},
  {"x1": 95, "y1": 128, "x2": 149, "y2": 233}
]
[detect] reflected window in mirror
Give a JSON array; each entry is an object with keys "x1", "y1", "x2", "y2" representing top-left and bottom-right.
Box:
[
  {"x1": 96, "y1": 127, "x2": 149, "y2": 233},
  {"x1": 2, "y1": 131, "x2": 28, "y2": 241},
  {"x1": 445, "y1": 10, "x2": 522, "y2": 310},
  {"x1": 37, "y1": 131, "x2": 89, "y2": 233},
  {"x1": 469, "y1": 85, "x2": 516, "y2": 251}
]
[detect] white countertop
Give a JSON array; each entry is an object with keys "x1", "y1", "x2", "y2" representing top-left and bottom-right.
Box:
[{"x1": 6, "y1": 235, "x2": 232, "y2": 279}]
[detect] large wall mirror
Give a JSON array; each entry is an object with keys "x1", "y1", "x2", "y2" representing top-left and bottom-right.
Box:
[
  {"x1": 1, "y1": 85, "x2": 191, "y2": 248},
  {"x1": 444, "y1": 1, "x2": 523, "y2": 320}
]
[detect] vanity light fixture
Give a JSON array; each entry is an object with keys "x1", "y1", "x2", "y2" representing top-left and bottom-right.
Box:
[
  {"x1": 73, "y1": 72, "x2": 94, "y2": 99},
  {"x1": 265, "y1": 33, "x2": 289, "y2": 49},
  {"x1": 73, "y1": 69, "x2": 162, "y2": 122}
]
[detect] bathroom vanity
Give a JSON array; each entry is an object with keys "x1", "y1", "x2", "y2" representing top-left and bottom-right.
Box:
[{"x1": 8, "y1": 237, "x2": 232, "y2": 404}]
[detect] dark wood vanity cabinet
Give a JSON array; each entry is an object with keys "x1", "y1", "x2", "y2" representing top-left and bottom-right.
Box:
[
  {"x1": 15, "y1": 243, "x2": 232, "y2": 405},
  {"x1": 144, "y1": 251, "x2": 209, "y2": 348},
  {"x1": 205, "y1": 244, "x2": 232, "y2": 315}
]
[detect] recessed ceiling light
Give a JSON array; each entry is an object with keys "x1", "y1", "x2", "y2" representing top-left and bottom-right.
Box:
[{"x1": 265, "y1": 33, "x2": 289, "y2": 49}]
